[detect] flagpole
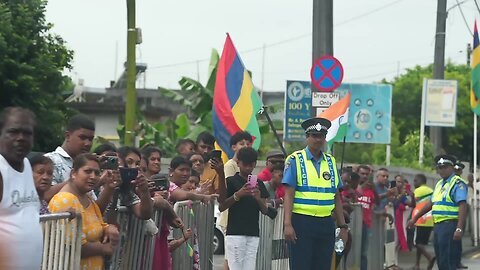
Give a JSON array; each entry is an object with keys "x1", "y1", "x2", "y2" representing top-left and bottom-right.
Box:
[
  {"x1": 339, "y1": 136, "x2": 346, "y2": 173},
  {"x1": 474, "y1": 113, "x2": 478, "y2": 247},
  {"x1": 262, "y1": 106, "x2": 287, "y2": 156}
]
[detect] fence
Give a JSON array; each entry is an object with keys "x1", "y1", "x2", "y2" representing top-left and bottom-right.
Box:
[
  {"x1": 109, "y1": 207, "x2": 163, "y2": 270},
  {"x1": 40, "y1": 212, "x2": 82, "y2": 270},
  {"x1": 171, "y1": 200, "x2": 215, "y2": 270}
]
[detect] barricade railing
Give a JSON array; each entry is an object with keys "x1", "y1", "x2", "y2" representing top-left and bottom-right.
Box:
[
  {"x1": 109, "y1": 207, "x2": 163, "y2": 270},
  {"x1": 344, "y1": 204, "x2": 362, "y2": 270},
  {"x1": 256, "y1": 206, "x2": 289, "y2": 270},
  {"x1": 172, "y1": 200, "x2": 215, "y2": 270},
  {"x1": 40, "y1": 212, "x2": 82, "y2": 270}
]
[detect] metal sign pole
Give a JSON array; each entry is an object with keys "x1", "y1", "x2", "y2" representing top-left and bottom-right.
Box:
[
  {"x1": 419, "y1": 79, "x2": 427, "y2": 164},
  {"x1": 474, "y1": 114, "x2": 478, "y2": 247}
]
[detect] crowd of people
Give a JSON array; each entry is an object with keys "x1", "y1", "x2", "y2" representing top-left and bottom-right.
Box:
[
  {"x1": 0, "y1": 107, "x2": 287, "y2": 270},
  {"x1": 0, "y1": 106, "x2": 475, "y2": 270}
]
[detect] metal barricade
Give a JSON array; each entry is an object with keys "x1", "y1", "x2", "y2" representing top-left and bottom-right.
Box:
[
  {"x1": 270, "y1": 206, "x2": 289, "y2": 270},
  {"x1": 193, "y1": 201, "x2": 215, "y2": 270},
  {"x1": 40, "y1": 212, "x2": 82, "y2": 270},
  {"x1": 255, "y1": 206, "x2": 289, "y2": 270},
  {"x1": 384, "y1": 204, "x2": 396, "y2": 268},
  {"x1": 344, "y1": 204, "x2": 362, "y2": 270},
  {"x1": 172, "y1": 200, "x2": 215, "y2": 270},
  {"x1": 256, "y1": 211, "x2": 275, "y2": 270},
  {"x1": 110, "y1": 207, "x2": 163, "y2": 270}
]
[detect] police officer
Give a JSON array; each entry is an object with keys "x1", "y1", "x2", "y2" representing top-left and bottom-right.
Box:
[
  {"x1": 408, "y1": 155, "x2": 468, "y2": 270},
  {"x1": 283, "y1": 117, "x2": 348, "y2": 270}
]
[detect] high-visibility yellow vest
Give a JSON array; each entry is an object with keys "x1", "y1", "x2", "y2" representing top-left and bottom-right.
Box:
[
  {"x1": 291, "y1": 149, "x2": 339, "y2": 217},
  {"x1": 431, "y1": 174, "x2": 467, "y2": 223},
  {"x1": 412, "y1": 185, "x2": 434, "y2": 227}
]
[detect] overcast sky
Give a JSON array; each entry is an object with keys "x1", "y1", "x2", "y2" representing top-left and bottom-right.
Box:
[{"x1": 45, "y1": 0, "x2": 478, "y2": 92}]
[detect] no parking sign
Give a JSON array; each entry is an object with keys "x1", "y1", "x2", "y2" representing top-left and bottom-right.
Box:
[{"x1": 310, "y1": 55, "x2": 344, "y2": 92}]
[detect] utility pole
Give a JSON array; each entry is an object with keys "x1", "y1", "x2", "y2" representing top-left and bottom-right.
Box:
[
  {"x1": 430, "y1": 0, "x2": 447, "y2": 155},
  {"x1": 312, "y1": 0, "x2": 333, "y2": 88},
  {"x1": 125, "y1": 0, "x2": 137, "y2": 146}
]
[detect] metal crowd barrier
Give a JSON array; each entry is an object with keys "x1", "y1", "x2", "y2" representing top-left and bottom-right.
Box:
[
  {"x1": 344, "y1": 204, "x2": 363, "y2": 270},
  {"x1": 110, "y1": 207, "x2": 163, "y2": 270},
  {"x1": 256, "y1": 211, "x2": 275, "y2": 270},
  {"x1": 172, "y1": 200, "x2": 215, "y2": 270},
  {"x1": 255, "y1": 206, "x2": 289, "y2": 270},
  {"x1": 40, "y1": 212, "x2": 82, "y2": 270}
]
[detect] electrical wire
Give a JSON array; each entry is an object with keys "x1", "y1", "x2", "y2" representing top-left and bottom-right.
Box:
[
  {"x1": 149, "y1": 0, "x2": 406, "y2": 70},
  {"x1": 455, "y1": 0, "x2": 473, "y2": 36},
  {"x1": 474, "y1": 0, "x2": 480, "y2": 14}
]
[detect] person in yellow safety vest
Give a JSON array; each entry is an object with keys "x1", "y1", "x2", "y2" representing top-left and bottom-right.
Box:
[
  {"x1": 408, "y1": 155, "x2": 469, "y2": 270},
  {"x1": 283, "y1": 117, "x2": 348, "y2": 270},
  {"x1": 411, "y1": 174, "x2": 435, "y2": 270}
]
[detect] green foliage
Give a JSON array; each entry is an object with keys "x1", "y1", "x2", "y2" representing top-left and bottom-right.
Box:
[
  {"x1": 116, "y1": 49, "x2": 220, "y2": 157},
  {"x1": 0, "y1": 0, "x2": 74, "y2": 151},
  {"x1": 335, "y1": 62, "x2": 471, "y2": 169}
]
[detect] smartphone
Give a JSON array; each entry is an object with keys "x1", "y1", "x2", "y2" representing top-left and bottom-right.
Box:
[
  {"x1": 389, "y1": 180, "x2": 397, "y2": 189},
  {"x1": 119, "y1": 167, "x2": 139, "y2": 191},
  {"x1": 150, "y1": 173, "x2": 170, "y2": 192},
  {"x1": 101, "y1": 156, "x2": 119, "y2": 170},
  {"x1": 247, "y1": 174, "x2": 258, "y2": 188},
  {"x1": 210, "y1": 150, "x2": 222, "y2": 160}
]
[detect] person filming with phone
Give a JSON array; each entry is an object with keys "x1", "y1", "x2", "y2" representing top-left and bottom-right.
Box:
[{"x1": 218, "y1": 147, "x2": 268, "y2": 270}]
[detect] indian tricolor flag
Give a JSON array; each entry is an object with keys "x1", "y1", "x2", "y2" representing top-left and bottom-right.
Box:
[{"x1": 318, "y1": 92, "x2": 351, "y2": 147}]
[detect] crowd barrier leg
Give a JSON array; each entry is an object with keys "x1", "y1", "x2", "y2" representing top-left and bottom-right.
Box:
[
  {"x1": 171, "y1": 201, "x2": 215, "y2": 270},
  {"x1": 40, "y1": 213, "x2": 82, "y2": 270},
  {"x1": 256, "y1": 213, "x2": 274, "y2": 270},
  {"x1": 344, "y1": 204, "x2": 362, "y2": 270},
  {"x1": 109, "y1": 207, "x2": 162, "y2": 270},
  {"x1": 368, "y1": 213, "x2": 385, "y2": 270},
  {"x1": 384, "y1": 205, "x2": 396, "y2": 268}
]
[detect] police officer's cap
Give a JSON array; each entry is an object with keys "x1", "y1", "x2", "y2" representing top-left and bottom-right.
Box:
[
  {"x1": 301, "y1": 117, "x2": 331, "y2": 134},
  {"x1": 454, "y1": 161, "x2": 465, "y2": 171},
  {"x1": 434, "y1": 154, "x2": 456, "y2": 167}
]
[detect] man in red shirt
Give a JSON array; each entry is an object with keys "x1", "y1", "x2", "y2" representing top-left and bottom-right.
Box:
[
  {"x1": 258, "y1": 150, "x2": 285, "y2": 198},
  {"x1": 356, "y1": 165, "x2": 376, "y2": 270}
]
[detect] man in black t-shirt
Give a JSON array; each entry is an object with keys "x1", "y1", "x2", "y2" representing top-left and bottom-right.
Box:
[{"x1": 219, "y1": 147, "x2": 268, "y2": 270}]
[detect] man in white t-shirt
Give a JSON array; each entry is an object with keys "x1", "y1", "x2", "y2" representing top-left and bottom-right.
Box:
[{"x1": 0, "y1": 107, "x2": 43, "y2": 270}]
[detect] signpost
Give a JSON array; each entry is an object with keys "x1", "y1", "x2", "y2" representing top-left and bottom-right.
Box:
[
  {"x1": 284, "y1": 81, "x2": 312, "y2": 141},
  {"x1": 311, "y1": 91, "x2": 340, "y2": 115},
  {"x1": 419, "y1": 79, "x2": 458, "y2": 163},
  {"x1": 310, "y1": 55, "x2": 344, "y2": 92}
]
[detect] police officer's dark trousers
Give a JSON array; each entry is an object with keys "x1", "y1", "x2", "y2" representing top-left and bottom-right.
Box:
[
  {"x1": 433, "y1": 220, "x2": 462, "y2": 270},
  {"x1": 288, "y1": 213, "x2": 335, "y2": 270}
]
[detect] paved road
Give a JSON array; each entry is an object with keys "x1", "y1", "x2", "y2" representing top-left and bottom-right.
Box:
[{"x1": 213, "y1": 251, "x2": 480, "y2": 270}]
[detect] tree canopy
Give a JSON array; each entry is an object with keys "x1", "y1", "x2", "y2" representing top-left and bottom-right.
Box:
[
  {"x1": 337, "y1": 62, "x2": 472, "y2": 168},
  {"x1": 0, "y1": 0, "x2": 74, "y2": 151}
]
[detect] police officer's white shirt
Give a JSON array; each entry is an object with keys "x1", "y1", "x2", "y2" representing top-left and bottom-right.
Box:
[{"x1": 0, "y1": 154, "x2": 43, "y2": 269}]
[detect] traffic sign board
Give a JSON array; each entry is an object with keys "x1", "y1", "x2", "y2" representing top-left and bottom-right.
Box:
[{"x1": 310, "y1": 55, "x2": 344, "y2": 92}]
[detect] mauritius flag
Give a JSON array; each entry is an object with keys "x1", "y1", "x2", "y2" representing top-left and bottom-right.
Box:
[
  {"x1": 213, "y1": 34, "x2": 263, "y2": 158},
  {"x1": 471, "y1": 20, "x2": 480, "y2": 116}
]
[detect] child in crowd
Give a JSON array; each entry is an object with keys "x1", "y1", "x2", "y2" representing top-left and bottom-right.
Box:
[
  {"x1": 263, "y1": 163, "x2": 284, "y2": 208},
  {"x1": 181, "y1": 170, "x2": 201, "y2": 192},
  {"x1": 219, "y1": 147, "x2": 269, "y2": 270},
  {"x1": 176, "y1": 139, "x2": 196, "y2": 157}
]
